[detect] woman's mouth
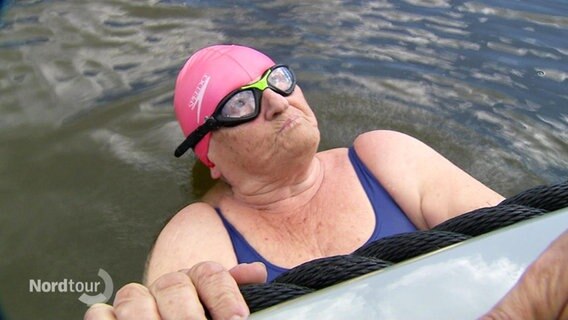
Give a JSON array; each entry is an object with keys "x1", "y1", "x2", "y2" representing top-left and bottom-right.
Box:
[{"x1": 278, "y1": 115, "x2": 300, "y2": 133}]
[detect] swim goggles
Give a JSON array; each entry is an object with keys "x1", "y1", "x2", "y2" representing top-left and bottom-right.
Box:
[{"x1": 175, "y1": 64, "x2": 296, "y2": 157}]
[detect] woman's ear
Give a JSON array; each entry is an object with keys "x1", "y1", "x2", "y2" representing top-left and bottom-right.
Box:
[{"x1": 210, "y1": 165, "x2": 222, "y2": 180}]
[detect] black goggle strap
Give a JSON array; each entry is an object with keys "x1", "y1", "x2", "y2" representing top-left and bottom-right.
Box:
[{"x1": 174, "y1": 117, "x2": 219, "y2": 158}]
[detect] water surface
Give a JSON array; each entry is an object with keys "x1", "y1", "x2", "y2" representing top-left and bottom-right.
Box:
[{"x1": 0, "y1": 0, "x2": 566, "y2": 318}]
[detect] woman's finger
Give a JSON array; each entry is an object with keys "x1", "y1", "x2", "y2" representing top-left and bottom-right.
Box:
[
  {"x1": 188, "y1": 261, "x2": 249, "y2": 320},
  {"x1": 149, "y1": 271, "x2": 206, "y2": 320},
  {"x1": 84, "y1": 303, "x2": 116, "y2": 320},
  {"x1": 229, "y1": 262, "x2": 267, "y2": 285},
  {"x1": 113, "y1": 283, "x2": 160, "y2": 320}
]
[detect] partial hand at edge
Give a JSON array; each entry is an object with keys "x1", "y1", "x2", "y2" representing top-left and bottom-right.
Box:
[{"x1": 480, "y1": 229, "x2": 568, "y2": 320}]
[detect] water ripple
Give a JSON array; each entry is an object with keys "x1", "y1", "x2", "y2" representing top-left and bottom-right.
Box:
[
  {"x1": 459, "y1": 1, "x2": 568, "y2": 28},
  {"x1": 0, "y1": 0, "x2": 224, "y2": 129},
  {"x1": 1, "y1": 1, "x2": 567, "y2": 318}
]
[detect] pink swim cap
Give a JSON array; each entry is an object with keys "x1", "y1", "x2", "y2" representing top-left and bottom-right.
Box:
[{"x1": 174, "y1": 45, "x2": 275, "y2": 167}]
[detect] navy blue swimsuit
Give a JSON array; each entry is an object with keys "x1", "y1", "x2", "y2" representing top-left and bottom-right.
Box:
[{"x1": 216, "y1": 146, "x2": 417, "y2": 282}]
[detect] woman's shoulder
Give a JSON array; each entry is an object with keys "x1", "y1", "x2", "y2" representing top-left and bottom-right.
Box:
[
  {"x1": 144, "y1": 200, "x2": 236, "y2": 284},
  {"x1": 354, "y1": 130, "x2": 420, "y2": 151}
]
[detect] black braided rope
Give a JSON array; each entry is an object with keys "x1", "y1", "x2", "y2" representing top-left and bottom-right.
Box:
[
  {"x1": 273, "y1": 255, "x2": 392, "y2": 289},
  {"x1": 237, "y1": 181, "x2": 568, "y2": 314},
  {"x1": 240, "y1": 283, "x2": 315, "y2": 313},
  {"x1": 354, "y1": 230, "x2": 471, "y2": 262},
  {"x1": 432, "y1": 204, "x2": 546, "y2": 236},
  {"x1": 499, "y1": 180, "x2": 568, "y2": 212}
]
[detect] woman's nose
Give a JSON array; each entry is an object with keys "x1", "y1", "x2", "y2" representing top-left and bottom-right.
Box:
[{"x1": 262, "y1": 89, "x2": 288, "y2": 120}]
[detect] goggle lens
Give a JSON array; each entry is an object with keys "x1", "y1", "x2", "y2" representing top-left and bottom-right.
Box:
[
  {"x1": 219, "y1": 65, "x2": 295, "y2": 119},
  {"x1": 221, "y1": 90, "x2": 256, "y2": 119},
  {"x1": 268, "y1": 66, "x2": 295, "y2": 93}
]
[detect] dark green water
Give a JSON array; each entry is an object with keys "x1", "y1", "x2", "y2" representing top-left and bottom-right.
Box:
[{"x1": 0, "y1": 0, "x2": 566, "y2": 319}]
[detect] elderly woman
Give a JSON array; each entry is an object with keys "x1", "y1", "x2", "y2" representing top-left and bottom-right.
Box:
[{"x1": 86, "y1": 45, "x2": 505, "y2": 319}]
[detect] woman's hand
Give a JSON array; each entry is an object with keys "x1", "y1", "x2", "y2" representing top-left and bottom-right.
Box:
[
  {"x1": 481, "y1": 230, "x2": 568, "y2": 320},
  {"x1": 84, "y1": 262, "x2": 267, "y2": 320}
]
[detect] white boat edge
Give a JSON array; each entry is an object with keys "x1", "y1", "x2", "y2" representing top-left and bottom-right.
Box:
[{"x1": 251, "y1": 207, "x2": 568, "y2": 320}]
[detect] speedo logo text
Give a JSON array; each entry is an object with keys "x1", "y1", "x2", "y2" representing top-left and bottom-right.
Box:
[{"x1": 189, "y1": 74, "x2": 211, "y2": 122}]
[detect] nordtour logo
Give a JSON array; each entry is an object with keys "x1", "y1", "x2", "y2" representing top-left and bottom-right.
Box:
[
  {"x1": 29, "y1": 268, "x2": 114, "y2": 306},
  {"x1": 189, "y1": 74, "x2": 211, "y2": 122}
]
